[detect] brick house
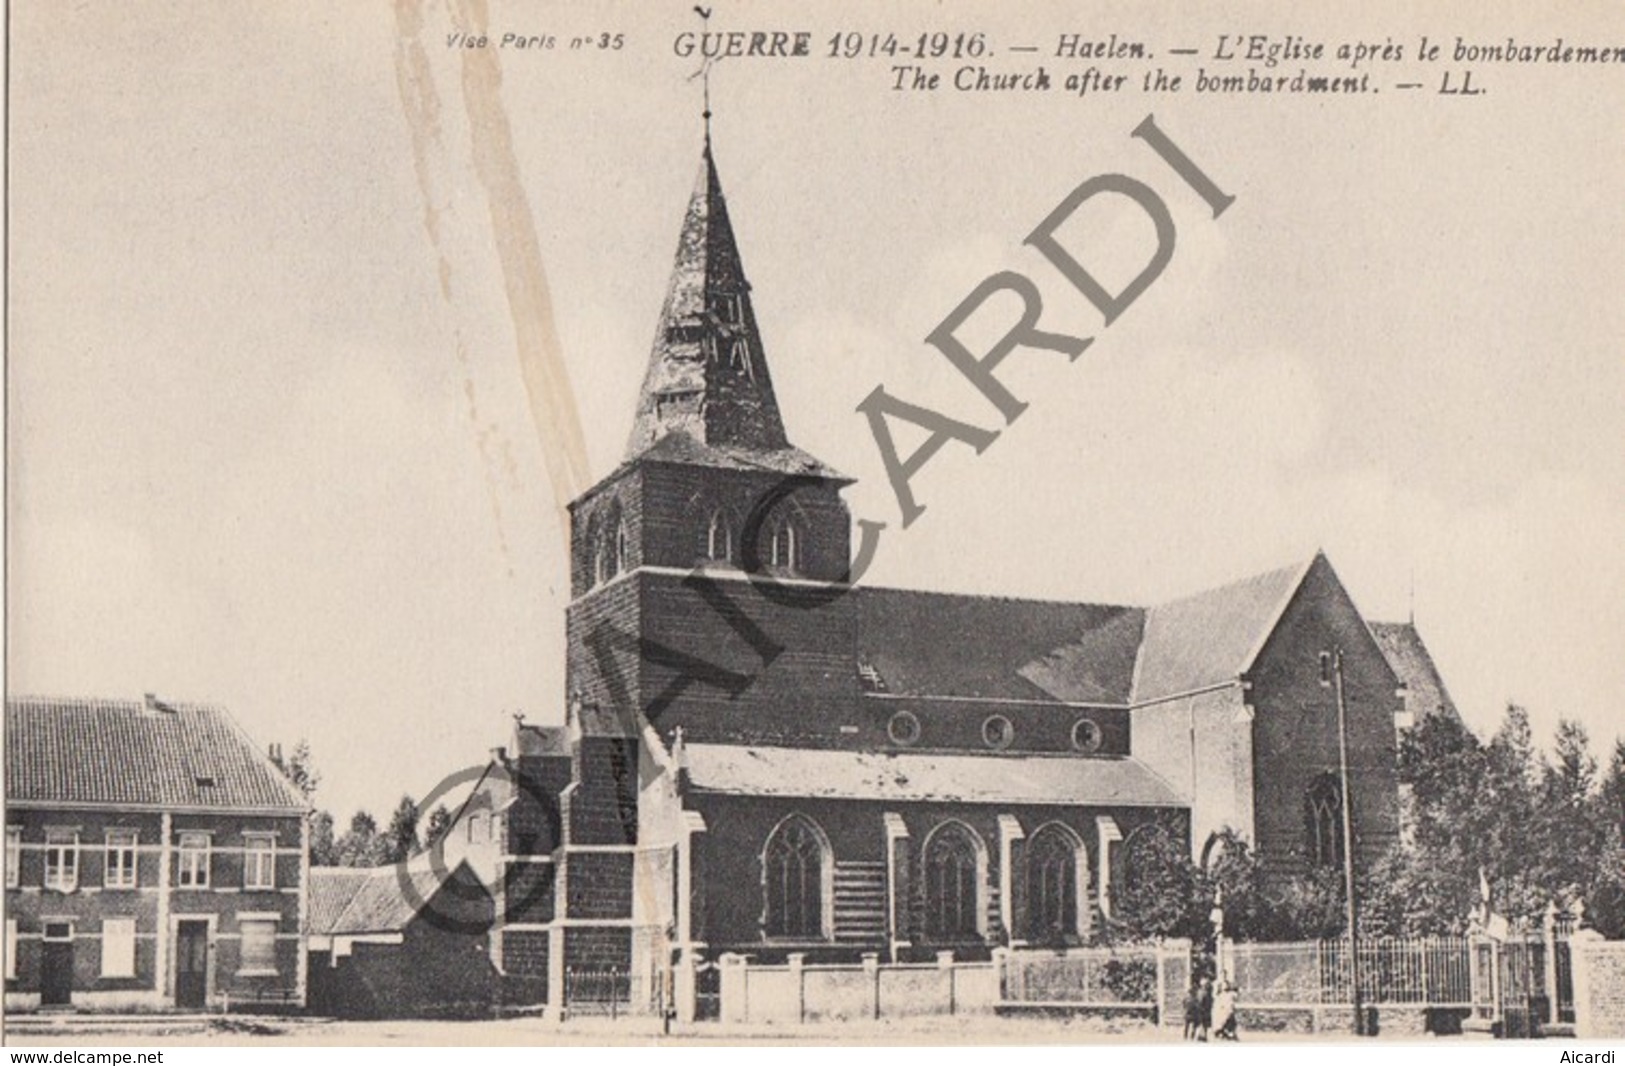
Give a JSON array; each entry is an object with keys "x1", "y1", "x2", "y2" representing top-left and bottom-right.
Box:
[
  {"x1": 4, "y1": 695, "x2": 309, "y2": 1012},
  {"x1": 447, "y1": 137, "x2": 1443, "y2": 1016}
]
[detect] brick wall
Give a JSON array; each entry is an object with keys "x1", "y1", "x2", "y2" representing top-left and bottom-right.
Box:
[
  {"x1": 503, "y1": 862, "x2": 556, "y2": 924},
  {"x1": 564, "y1": 927, "x2": 632, "y2": 971},
  {"x1": 571, "y1": 739, "x2": 639, "y2": 846},
  {"x1": 565, "y1": 852, "x2": 634, "y2": 920}
]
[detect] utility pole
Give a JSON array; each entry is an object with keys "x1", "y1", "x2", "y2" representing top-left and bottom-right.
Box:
[{"x1": 1331, "y1": 648, "x2": 1363, "y2": 1035}]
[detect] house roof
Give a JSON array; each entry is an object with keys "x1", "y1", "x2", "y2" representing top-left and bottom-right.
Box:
[
  {"x1": 1369, "y1": 621, "x2": 1461, "y2": 724},
  {"x1": 307, "y1": 856, "x2": 479, "y2": 936},
  {"x1": 5, "y1": 695, "x2": 307, "y2": 812},
  {"x1": 855, "y1": 587, "x2": 1139, "y2": 704},
  {"x1": 1130, "y1": 557, "x2": 1314, "y2": 703},
  {"x1": 683, "y1": 743, "x2": 1182, "y2": 808}
]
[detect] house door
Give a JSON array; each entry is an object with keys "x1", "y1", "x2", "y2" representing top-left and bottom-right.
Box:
[
  {"x1": 175, "y1": 921, "x2": 210, "y2": 1009},
  {"x1": 40, "y1": 924, "x2": 73, "y2": 1007}
]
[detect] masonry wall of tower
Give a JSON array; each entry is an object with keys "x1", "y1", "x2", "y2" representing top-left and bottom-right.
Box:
[{"x1": 638, "y1": 463, "x2": 853, "y2": 579}]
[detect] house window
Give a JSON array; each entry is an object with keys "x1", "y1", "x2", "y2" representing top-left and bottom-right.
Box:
[
  {"x1": 924, "y1": 823, "x2": 983, "y2": 941},
  {"x1": 769, "y1": 515, "x2": 800, "y2": 573},
  {"x1": 4, "y1": 919, "x2": 15, "y2": 979},
  {"x1": 1025, "y1": 825, "x2": 1082, "y2": 941},
  {"x1": 1306, "y1": 775, "x2": 1344, "y2": 870},
  {"x1": 243, "y1": 834, "x2": 276, "y2": 891},
  {"x1": 44, "y1": 829, "x2": 78, "y2": 892},
  {"x1": 239, "y1": 919, "x2": 277, "y2": 975},
  {"x1": 177, "y1": 832, "x2": 211, "y2": 888},
  {"x1": 104, "y1": 829, "x2": 138, "y2": 889},
  {"x1": 101, "y1": 918, "x2": 136, "y2": 978},
  {"x1": 762, "y1": 814, "x2": 829, "y2": 940},
  {"x1": 707, "y1": 510, "x2": 733, "y2": 562},
  {"x1": 5, "y1": 828, "x2": 18, "y2": 889}
]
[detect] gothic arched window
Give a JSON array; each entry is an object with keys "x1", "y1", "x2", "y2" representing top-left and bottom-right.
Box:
[
  {"x1": 924, "y1": 822, "x2": 983, "y2": 941},
  {"x1": 1025, "y1": 824, "x2": 1083, "y2": 941},
  {"x1": 591, "y1": 520, "x2": 611, "y2": 587},
  {"x1": 613, "y1": 514, "x2": 629, "y2": 576},
  {"x1": 769, "y1": 514, "x2": 801, "y2": 573},
  {"x1": 763, "y1": 814, "x2": 829, "y2": 940},
  {"x1": 1306, "y1": 775, "x2": 1344, "y2": 870},
  {"x1": 707, "y1": 509, "x2": 733, "y2": 563}
]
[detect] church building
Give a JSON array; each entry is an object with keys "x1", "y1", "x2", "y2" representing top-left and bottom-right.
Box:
[{"x1": 464, "y1": 135, "x2": 1447, "y2": 1015}]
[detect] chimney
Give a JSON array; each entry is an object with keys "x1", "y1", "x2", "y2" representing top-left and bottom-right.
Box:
[
  {"x1": 491, "y1": 746, "x2": 508, "y2": 766},
  {"x1": 143, "y1": 692, "x2": 175, "y2": 715}
]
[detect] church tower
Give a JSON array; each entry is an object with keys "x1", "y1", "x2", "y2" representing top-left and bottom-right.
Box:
[{"x1": 565, "y1": 138, "x2": 857, "y2": 741}]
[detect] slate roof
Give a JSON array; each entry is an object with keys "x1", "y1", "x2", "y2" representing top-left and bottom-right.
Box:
[
  {"x1": 5, "y1": 695, "x2": 307, "y2": 811},
  {"x1": 683, "y1": 744, "x2": 1182, "y2": 808},
  {"x1": 1130, "y1": 557, "x2": 1313, "y2": 703},
  {"x1": 855, "y1": 587, "x2": 1139, "y2": 704},
  {"x1": 636, "y1": 430, "x2": 846, "y2": 481},
  {"x1": 626, "y1": 143, "x2": 792, "y2": 458},
  {"x1": 307, "y1": 857, "x2": 474, "y2": 936},
  {"x1": 1369, "y1": 621, "x2": 1461, "y2": 724}
]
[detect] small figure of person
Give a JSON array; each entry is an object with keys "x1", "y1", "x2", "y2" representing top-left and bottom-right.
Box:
[
  {"x1": 1197, "y1": 975, "x2": 1214, "y2": 1042},
  {"x1": 1213, "y1": 976, "x2": 1238, "y2": 1041},
  {"x1": 1183, "y1": 977, "x2": 1201, "y2": 1040}
]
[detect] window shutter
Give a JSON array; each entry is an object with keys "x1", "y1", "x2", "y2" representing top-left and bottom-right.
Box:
[{"x1": 101, "y1": 918, "x2": 136, "y2": 978}]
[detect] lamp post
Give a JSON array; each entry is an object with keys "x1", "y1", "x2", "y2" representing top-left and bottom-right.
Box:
[{"x1": 1328, "y1": 648, "x2": 1363, "y2": 1035}]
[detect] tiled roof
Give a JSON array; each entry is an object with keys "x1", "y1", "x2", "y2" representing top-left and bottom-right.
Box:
[
  {"x1": 1369, "y1": 621, "x2": 1461, "y2": 724},
  {"x1": 5, "y1": 696, "x2": 307, "y2": 811},
  {"x1": 307, "y1": 856, "x2": 478, "y2": 935},
  {"x1": 1131, "y1": 557, "x2": 1313, "y2": 703},
  {"x1": 684, "y1": 743, "x2": 1182, "y2": 808},
  {"x1": 856, "y1": 587, "x2": 1138, "y2": 704},
  {"x1": 308, "y1": 867, "x2": 374, "y2": 933}
]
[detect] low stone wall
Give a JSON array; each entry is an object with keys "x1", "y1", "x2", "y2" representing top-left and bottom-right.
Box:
[
  {"x1": 718, "y1": 951, "x2": 996, "y2": 1024},
  {"x1": 1570, "y1": 932, "x2": 1625, "y2": 1038}
]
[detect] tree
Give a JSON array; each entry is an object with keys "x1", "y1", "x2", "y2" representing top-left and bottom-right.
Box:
[
  {"x1": 336, "y1": 810, "x2": 390, "y2": 867},
  {"x1": 1109, "y1": 822, "x2": 1204, "y2": 941},
  {"x1": 1584, "y1": 740, "x2": 1625, "y2": 936},
  {"x1": 309, "y1": 810, "x2": 338, "y2": 866},
  {"x1": 422, "y1": 804, "x2": 454, "y2": 854},
  {"x1": 1536, "y1": 719, "x2": 1603, "y2": 902},
  {"x1": 270, "y1": 739, "x2": 321, "y2": 800},
  {"x1": 383, "y1": 795, "x2": 420, "y2": 864}
]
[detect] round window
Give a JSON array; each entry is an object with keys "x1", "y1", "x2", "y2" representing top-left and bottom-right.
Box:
[
  {"x1": 982, "y1": 714, "x2": 1014, "y2": 750},
  {"x1": 1071, "y1": 718, "x2": 1103, "y2": 753},
  {"x1": 887, "y1": 710, "x2": 921, "y2": 747}
]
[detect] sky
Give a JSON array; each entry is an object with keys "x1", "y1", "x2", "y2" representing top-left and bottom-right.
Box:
[{"x1": 8, "y1": 0, "x2": 1624, "y2": 823}]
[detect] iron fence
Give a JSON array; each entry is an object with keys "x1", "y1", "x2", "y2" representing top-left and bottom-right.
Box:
[{"x1": 562, "y1": 966, "x2": 631, "y2": 1019}]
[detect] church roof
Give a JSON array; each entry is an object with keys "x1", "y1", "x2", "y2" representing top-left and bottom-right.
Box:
[
  {"x1": 5, "y1": 695, "x2": 307, "y2": 812},
  {"x1": 1130, "y1": 556, "x2": 1315, "y2": 703},
  {"x1": 683, "y1": 743, "x2": 1182, "y2": 808},
  {"x1": 636, "y1": 429, "x2": 846, "y2": 481},
  {"x1": 855, "y1": 588, "x2": 1140, "y2": 704},
  {"x1": 1369, "y1": 620, "x2": 1461, "y2": 724},
  {"x1": 627, "y1": 143, "x2": 795, "y2": 461}
]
